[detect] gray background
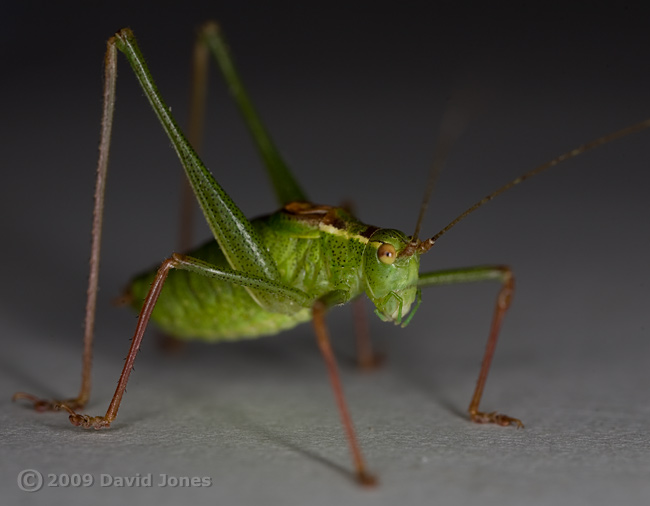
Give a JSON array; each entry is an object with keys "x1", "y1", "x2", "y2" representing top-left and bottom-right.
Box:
[{"x1": 2, "y1": 1, "x2": 649, "y2": 505}]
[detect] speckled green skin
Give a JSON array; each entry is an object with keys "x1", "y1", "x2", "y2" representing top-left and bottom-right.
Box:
[
  {"x1": 128, "y1": 206, "x2": 379, "y2": 341},
  {"x1": 114, "y1": 29, "x2": 423, "y2": 343}
]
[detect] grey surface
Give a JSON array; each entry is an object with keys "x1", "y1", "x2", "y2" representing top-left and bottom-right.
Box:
[{"x1": 2, "y1": 2, "x2": 649, "y2": 505}]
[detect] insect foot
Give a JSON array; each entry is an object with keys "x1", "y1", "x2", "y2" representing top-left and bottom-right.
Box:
[
  {"x1": 12, "y1": 392, "x2": 86, "y2": 413},
  {"x1": 357, "y1": 470, "x2": 378, "y2": 487},
  {"x1": 470, "y1": 410, "x2": 524, "y2": 428},
  {"x1": 57, "y1": 404, "x2": 112, "y2": 430}
]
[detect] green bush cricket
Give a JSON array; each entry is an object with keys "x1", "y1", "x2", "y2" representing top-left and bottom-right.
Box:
[{"x1": 13, "y1": 22, "x2": 650, "y2": 486}]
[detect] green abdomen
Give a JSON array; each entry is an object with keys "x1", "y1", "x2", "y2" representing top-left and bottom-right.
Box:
[
  {"x1": 127, "y1": 209, "x2": 367, "y2": 341},
  {"x1": 131, "y1": 242, "x2": 312, "y2": 340}
]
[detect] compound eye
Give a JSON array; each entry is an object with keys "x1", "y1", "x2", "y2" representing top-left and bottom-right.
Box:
[{"x1": 377, "y1": 243, "x2": 396, "y2": 265}]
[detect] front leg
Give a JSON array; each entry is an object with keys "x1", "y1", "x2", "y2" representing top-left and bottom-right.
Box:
[{"x1": 419, "y1": 265, "x2": 523, "y2": 428}]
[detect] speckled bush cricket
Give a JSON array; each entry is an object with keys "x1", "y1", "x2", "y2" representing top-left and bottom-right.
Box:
[{"x1": 13, "y1": 22, "x2": 650, "y2": 486}]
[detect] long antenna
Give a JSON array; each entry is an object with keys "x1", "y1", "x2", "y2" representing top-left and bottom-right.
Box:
[
  {"x1": 412, "y1": 108, "x2": 466, "y2": 240},
  {"x1": 417, "y1": 118, "x2": 650, "y2": 254},
  {"x1": 412, "y1": 92, "x2": 481, "y2": 241}
]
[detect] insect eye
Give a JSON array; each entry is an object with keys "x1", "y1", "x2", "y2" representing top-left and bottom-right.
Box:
[{"x1": 377, "y1": 243, "x2": 396, "y2": 265}]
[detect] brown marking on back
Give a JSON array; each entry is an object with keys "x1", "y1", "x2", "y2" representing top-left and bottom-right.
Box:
[
  {"x1": 283, "y1": 201, "x2": 333, "y2": 215},
  {"x1": 282, "y1": 202, "x2": 377, "y2": 242},
  {"x1": 321, "y1": 208, "x2": 349, "y2": 232},
  {"x1": 283, "y1": 201, "x2": 351, "y2": 230},
  {"x1": 360, "y1": 225, "x2": 379, "y2": 239}
]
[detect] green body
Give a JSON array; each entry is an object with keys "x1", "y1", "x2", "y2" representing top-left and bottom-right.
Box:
[
  {"x1": 14, "y1": 21, "x2": 641, "y2": 464},
  {"x1": 113, "y1": 25, "x2": 515, "y2": 350},
  {"x1": 129, "y1": 205, "x2": 418, "y2": 341}
]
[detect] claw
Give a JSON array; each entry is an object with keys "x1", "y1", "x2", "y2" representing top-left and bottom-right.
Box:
[{"x1": 470, "y1": 410, "x2": 524, "y2": 428}]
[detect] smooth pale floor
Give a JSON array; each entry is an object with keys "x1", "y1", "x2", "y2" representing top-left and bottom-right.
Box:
[{"x1": 2, "y1": 270, "x2": 649, "y2": 506}]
